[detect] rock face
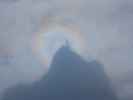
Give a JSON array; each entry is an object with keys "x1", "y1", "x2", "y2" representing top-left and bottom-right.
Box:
[{"x1": 2, "y1": 46, "x2": 118, "y2": 100}]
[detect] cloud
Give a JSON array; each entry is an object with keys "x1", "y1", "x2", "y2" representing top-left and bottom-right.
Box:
[{"x1": 0, "y1": 0, "x2": 133, "y2": 99}]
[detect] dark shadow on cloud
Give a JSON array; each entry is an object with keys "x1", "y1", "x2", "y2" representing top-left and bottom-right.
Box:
[{"x1": 2, "y1": 46, "x2": 118, "y2": 100}]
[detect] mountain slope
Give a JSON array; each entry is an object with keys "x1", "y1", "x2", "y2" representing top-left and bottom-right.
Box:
[{"x1": 2, "y1": 46, "x2": 118, "y2": 100}]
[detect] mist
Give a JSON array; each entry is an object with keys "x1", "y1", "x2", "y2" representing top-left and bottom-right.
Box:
[{"x1": 0, "y1": 0, "x2": 133, "y2": 99}]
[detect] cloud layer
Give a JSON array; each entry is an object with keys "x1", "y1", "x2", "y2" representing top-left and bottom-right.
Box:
[{"x1": 0, "y1": 0, "x2": 133, "y2": 99}]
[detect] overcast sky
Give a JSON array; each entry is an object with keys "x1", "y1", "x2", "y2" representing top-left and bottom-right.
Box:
[{"x1": 0, "y1": 0, "x2": 133, "y2": 99}]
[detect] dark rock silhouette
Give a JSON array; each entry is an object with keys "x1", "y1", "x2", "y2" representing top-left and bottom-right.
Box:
[{"x1": 2, "y1": 46, "x2": 118, "y2": 100}]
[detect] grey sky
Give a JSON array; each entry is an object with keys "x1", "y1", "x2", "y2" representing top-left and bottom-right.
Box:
[{"x1": 0, "y1": 0, "x2": 133, "y2": 99}]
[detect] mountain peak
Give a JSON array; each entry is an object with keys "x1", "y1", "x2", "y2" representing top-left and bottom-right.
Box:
[{"x1": 2, "y1": 46, "x2": 118, "y2": 100}]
